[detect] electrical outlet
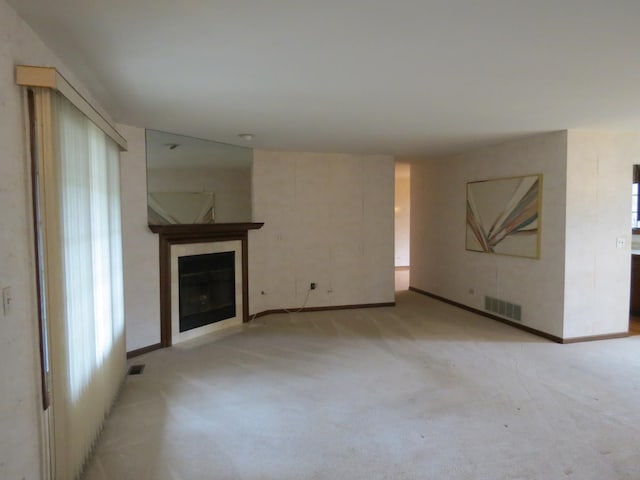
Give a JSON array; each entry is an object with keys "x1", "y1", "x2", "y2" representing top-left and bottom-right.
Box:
[{"x1": 310, "y1": 282, "x2": 316, "y2": 290}]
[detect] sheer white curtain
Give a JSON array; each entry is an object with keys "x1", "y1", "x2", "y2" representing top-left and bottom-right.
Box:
[{"x1": 49, "y1": 92, "x2": 125, "y2": 479}]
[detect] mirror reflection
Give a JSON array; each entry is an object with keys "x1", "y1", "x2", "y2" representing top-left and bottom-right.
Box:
[{"x1": 146, "y1": 130, "x2": 252, "y2": 225}]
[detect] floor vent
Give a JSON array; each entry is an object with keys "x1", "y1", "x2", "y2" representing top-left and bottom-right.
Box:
[
  {"x1": 484, "y1": 296, "x2": 522, "y2": 322},
  {"x1": 128, "y1": 364, "x2": 145, "y2": 375}
]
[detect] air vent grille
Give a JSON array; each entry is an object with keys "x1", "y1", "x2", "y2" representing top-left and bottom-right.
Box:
[
  {"x1": 128, "y1": 364, "x2": 145, "y2": 375},
  {"x1": 484, "y1": 296, "x2": 522, "y2": 322}
]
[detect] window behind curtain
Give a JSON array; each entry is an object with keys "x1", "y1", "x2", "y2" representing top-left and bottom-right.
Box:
[
  {"x1": 633, "y1": 165, "x2": 640, "y2": 231},
  {"x1": 49, "y1": 91, "x2": 125, "y2": 479},
  {"x1": 633, "y1": 183, "x2": 639, "y2": 229}
]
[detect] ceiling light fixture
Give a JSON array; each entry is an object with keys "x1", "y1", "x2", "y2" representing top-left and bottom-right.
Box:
[{"x1": 238, "y1": 133, "x2": 254, "y2": 141}]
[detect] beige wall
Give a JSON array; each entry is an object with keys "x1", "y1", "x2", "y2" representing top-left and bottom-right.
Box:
[
  {"x1": 249, "y1": 150, "x2": 395, "y2": 313},
  {"x1": 0, "y1": 0, "x2": 122, "y2": 477},
  {"x1": 118, "y1": 124, "x2": 161, "y2": 351},
  {"x1": 410, "y1": 132, "x2": 568, "y2": 337},
  {"x1": 563, "y1": 131, "x2": 638, "y2": 338},
  {"x1": 411, "y1": 130, "x2": 639, "y2": 340},
  {"x1": 121, "y1": 148, "x2": 397, "y2": 349}
]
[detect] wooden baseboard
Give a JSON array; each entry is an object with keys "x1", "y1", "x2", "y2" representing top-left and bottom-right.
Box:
[
  {"x1": 560, "y1": 332, "x2": 629, "y2": 343},
  {"x1": 409, "y1": 286, "x2": 565, "y2": 342},
  {"x1": 409, "y1": 287, "x2": 630, "y2": 344},
  {"x1": 251, "y1": 301, "x2": 395, "y2": 319},
  {"x1": 126, "y1": 292, "x2": 628, "y2": 356},
  {"x1": 126, "y1": 342, "x2": 162, "y2": 359}
]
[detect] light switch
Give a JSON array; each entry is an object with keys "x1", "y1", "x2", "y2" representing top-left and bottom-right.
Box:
[
  {"x1": 616, "y1": 237, "x2": 626, "y2": 248},
  {"x1": 2, "y1": 287, "x2": 11, "y2": 315}
]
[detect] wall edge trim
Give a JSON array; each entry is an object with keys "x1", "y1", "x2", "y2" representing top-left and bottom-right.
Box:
[
  {"x1": 126, "y1": 343, "x2": 162, "y2": 359},
  {"x1": 560, "y1": 332, "x2": 629, "y2": 344}
]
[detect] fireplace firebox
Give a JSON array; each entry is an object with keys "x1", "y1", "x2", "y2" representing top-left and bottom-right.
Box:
[{"x1": 178, "y1": 252, "x2": 236, "y2": 332}]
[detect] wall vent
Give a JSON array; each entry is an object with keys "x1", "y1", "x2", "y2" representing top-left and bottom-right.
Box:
[
  {"x1": 128, "y1": 364, "x2": 145, "y2": 375},
  {"x1": 484, "y1": 296, "x2": 522, "y2": 322}
]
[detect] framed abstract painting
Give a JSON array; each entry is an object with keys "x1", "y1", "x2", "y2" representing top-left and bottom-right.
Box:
[{"x1": 466, "y1": 174, "x2": 542, "y2": 259}]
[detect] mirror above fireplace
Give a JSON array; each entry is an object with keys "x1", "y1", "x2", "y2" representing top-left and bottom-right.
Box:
[{"x1": 146, "y1": 129, "x2": 252, "y2": 225}]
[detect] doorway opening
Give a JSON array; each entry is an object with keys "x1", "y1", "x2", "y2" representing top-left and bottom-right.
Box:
[
  {"x1": 630, "y1": 165, "x2": 640, "y2": 335},
  {"x1": 395, "y1": 162, "x2": 410, "y2": 291}
]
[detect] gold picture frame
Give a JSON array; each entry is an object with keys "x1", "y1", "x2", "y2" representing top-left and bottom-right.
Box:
[{"x1": 466, "y1": 174, "x2": 542, "y2": 259}]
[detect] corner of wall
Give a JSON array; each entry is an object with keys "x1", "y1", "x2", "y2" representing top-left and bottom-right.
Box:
[
  {"x1": 563, "y1": 130, "x2": 638, "y2": 338},
  {"x1": 409, "y1": 133, "x2": 569, "y2": 338},
  {"x1": 117, "y1": 123, "x2": 161, "y2": 351}
]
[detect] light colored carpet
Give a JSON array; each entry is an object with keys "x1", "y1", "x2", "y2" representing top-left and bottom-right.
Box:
[{"x1": 83, "y1": 291, "x2": 640, "y2": 480}]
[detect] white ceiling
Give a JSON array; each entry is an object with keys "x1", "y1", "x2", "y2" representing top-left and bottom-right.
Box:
[{"x1": 9, "y1": 0, "x2": 640, "y2": 156}]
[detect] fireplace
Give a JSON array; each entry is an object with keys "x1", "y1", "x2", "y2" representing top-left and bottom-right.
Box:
[
  {"x1": 178, "y1": 252, "x2": 236, "y2": 332},
  {"x1": 149, "y1": 223, "x2": 263, "y2": 347},
  {"x1": 169, "y1": 240, "x2": 243, "y2": 344}
]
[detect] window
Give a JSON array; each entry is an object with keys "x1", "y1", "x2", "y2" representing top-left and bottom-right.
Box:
[
  {"x1": 633, "y1": 183, "x2": 639, "y2": 230},
  {"x1": 21, "y1": 66, "x2": 127, "y2": 480},
  {"x1": 633, "y1": 165, "x2": 640, "y2": 233}
]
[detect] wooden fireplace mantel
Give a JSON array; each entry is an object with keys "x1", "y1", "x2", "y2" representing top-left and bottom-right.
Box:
[
  {"x1": 149, "y1": 222, "x2": 264, "y2": 237},
  {"x1": 149, "y1": 222, "x2": 264, "y2": 347}
]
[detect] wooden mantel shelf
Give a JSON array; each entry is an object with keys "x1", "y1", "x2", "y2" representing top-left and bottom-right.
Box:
[
  {"x1": 149, "y1": 222, "x2": 264, "y2": 347},
  {"x1": 148, "y1": 222, "x2": 264, "y2": 236}
]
